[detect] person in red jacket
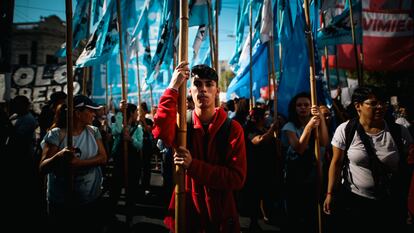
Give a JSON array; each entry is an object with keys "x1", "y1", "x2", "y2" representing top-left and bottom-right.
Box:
[{"x1": 152, "y1": 62, "x2": 247, "y2": 233}]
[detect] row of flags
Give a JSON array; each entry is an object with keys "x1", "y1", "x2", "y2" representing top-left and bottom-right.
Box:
[{"x1": 56, "y1": 0, "x2": 414, "y2": 117}]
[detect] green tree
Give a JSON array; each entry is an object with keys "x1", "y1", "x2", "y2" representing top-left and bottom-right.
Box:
[{"x1": 219, "y1": 70, "x2": 235, "y2": 92}]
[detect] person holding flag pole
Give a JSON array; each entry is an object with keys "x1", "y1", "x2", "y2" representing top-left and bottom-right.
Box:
[
  {"x1": 152, "y1": 3, "x2": 247, "y2": 229},
  {"x1": 303, "y1": 0, "x2": 327, "y2": 232},
  {"x1": 114, "y1": 0, "x2": 131, "y2": 226}
]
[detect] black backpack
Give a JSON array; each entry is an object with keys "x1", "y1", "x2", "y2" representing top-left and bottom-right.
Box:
[{"x1": 186, "y1": 110, "x2": 232, "y2": 165}]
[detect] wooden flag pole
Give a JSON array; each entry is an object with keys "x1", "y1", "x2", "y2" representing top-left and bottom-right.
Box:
[
  {"x1": 64, "y1": 0, "x2": 75, "y2": 201},
  {"x1": 321, "y1": 11, "x2": 331, "y2": 91},
  {"x1": 207, "y1": 0, "x2": 216, "y2": 70},
  {"x1": 214, "y1": 0, "x2": 219, "y2": 71},
  {"x1": 176, "y1": 0, "x2": 189, "y2": 232},
  {"x1": 115, "y1": 0, "x2": 130, "y2": 225},
  {"x1": 249, "y1": 2, "x2": 253, "y2": 110},
  {"x1": 173, "y1": 0, "x2": 178, "y2": 68},
  {"x1": 348, "y1": 0, "x2": 362, "y2": 86},
  {"x1": 149, "y1": 84, "x2": 154, "y2": 110},
  {"x1": 303, "y1": 1, "x2": 323, "y2": 233},
  {"x1": 135, "y1": 40, "x2": 142, "y2": 106}
]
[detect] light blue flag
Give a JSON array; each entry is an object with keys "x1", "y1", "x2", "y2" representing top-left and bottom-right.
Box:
[
  {"x1": 189, "y1": 0, "x2": 209, "y2": 26},
  {"x1": 228, "y1": 1, "x2": 244, "y2": 66},
  {"x1": 191, "y1": 25, "x2": 212, "y2": 67},
  {"x1": 317, "y1": 0, "x2": 362, "y2": 46},
  {"x1": 76, "y1": 0, "x2": 118, "y2": 67},
  {"x1": 91, "y1": 0, "x2": 105, "y2": 26},
  {"x1": 55, "y1": 0, "x2": 90, "y2": 57},
  {"x1": 131, "y1": 0, "x2": 149, "y2": 38},
  {"x1": 226, "y1": 41, "x2": 273, "y2": 101},
  {"x1": 147, "y1": 8, "x2": 174, "y2": 84},
  {"x1": 122, "y1": 0, "x2": 138, "y2": 34},
  {"x1": 276, "y1": 0, "x2": 331, "y2": 119},
  {"x1": 229, "y1": 0, "x2": 263, "y2": 70},
  {"x1": 142, "y1": 20, "x2": 152, "y2": 74},
  {"x1": 232, "y1": 2, "x2": 263, "y2": 73}
]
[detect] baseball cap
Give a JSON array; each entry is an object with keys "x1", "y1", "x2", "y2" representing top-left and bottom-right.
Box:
[
  {"x1": 73, "y1": 95, "x2": 102, "y2": 110},
  {"x1": 191, "y1": 64, "x2": 218, "y2": 83}
]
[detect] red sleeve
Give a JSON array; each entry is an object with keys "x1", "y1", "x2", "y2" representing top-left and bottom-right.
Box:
[
  {"x1": 152, "y1": 88, "x2": 178, "y2": 147},
  {"x1": 187, "y1": 121, "x2": 247, "y2": 190}
]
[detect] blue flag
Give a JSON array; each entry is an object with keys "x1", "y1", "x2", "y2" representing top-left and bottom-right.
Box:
[
  {"x1": 276, "y1": 0, "x2": 310, "y2": 119},
  {"x1": 76, "y1": 0, "x2": 118, "y2": 67},
  {"x1": 189, "y1": 0, "x2": 209, "y2": 26},
  {"x1": 55, "y1": 0, "x2": 90, "y2": 57},
  {"x1": 91, "y1": 0, "x2": 105, "y2": 26},
  {"x1": 226, "y1": 40, "x2": 278, "y2": 101}
]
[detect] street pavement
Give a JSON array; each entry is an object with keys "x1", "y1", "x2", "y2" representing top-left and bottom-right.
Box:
[{"x1": 103, "y1": 171, "x2": 282, "y2": 233}]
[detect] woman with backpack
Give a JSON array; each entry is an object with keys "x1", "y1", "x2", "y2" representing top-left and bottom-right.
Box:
[{"x1": 323, "y1": 86, "x2": 414, "y2": 233}]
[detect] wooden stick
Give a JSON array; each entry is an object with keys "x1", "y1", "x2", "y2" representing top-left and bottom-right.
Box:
[
  {"x1": 349, "y1": 0, "x2": 362, "y2": 85},
  {"x1": 249, "y1": 2, "x2": 253, "y2": 110},
  {"x1": 303, "y1": 1, "x2": 323, "y2": 233},
  {"x1": 176, "y1": 0, "x2": 189, "y2": 232},
  {"x1": 115, "y1": 0, "x2": 130, "y2": 225}
]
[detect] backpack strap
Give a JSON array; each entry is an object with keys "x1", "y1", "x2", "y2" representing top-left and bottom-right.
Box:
[
  {"x1": 216, "y1": 117, "x2": 232, "y2": 165},
  {"x1": 343, "y1": 118, "x2": 359, "y2": 187}
]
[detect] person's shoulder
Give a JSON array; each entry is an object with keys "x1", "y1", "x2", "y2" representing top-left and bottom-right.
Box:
[
  {"x1": 282, "y1": 121, "x2": 296, "y2": 131},
  {"x1": 86, "y1": 125, "x2": 100, "y2": 134},
  {"x1": 337, "y1": 120, "x2": 350, "y2": 131}
]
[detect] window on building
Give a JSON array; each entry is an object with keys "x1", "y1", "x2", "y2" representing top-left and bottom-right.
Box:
[
  {"x1": 19, "y1": 54, "x2": 28, "y2": 65},
  {"x1": 31, "y1": 41, "x2": 38, "y2": 64},
  {"x1": 46, "y1": 54, "x2": 58, "y2": 64}
]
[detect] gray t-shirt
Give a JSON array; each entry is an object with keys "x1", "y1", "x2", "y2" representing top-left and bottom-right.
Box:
[
  {"x1": 42, "y1": 126, "x2": 103, "y2": 205},
  {"x1": 332, "y1": 120, "x2": 413, "y2": 199}
]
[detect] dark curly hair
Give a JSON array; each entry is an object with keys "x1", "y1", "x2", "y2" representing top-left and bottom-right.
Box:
[{"x1": 288, "y1": 92, "x2": 311, "y2": 128}]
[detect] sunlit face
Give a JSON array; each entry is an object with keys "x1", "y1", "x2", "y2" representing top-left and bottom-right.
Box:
[
  {"x1": 190, "y1": 76, "x2": 219, "y2": 110},
  {"x1": 355, "y1": 97, "x2": 387, "y2": 121},
  {"x1": 295, "y1": 97, "x2": 311, "y2": 117}
]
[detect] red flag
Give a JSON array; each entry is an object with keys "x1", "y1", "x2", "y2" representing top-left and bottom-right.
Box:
[{"x1": 329, "y1": 0, "x2": 414, "y2": 71}]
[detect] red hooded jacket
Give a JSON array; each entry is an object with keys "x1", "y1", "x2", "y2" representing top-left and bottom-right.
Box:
[{"x1": 152, "y1": 88, "x2": 247, "y2": 233}]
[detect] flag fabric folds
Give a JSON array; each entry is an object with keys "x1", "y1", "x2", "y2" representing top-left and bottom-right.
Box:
[
  {"x1": 76, "y1": 0, "x2": 118, "y2": 67},
  {"x1": 317, "y1": 0, "x2": 363, "y2": 46},
  {"x1": 325, "y1": 0, "x2": 414, "y2": 71},
  {"x1": 55, "y1": 0, "x2": 90, "y2": 57},
  {"x1": 189, "y1": 0, "x2": 209, "y2": 26}
]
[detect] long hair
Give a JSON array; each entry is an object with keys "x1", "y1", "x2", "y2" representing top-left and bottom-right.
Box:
[
  {"x1": 288, "y1": 92, "x2": 311, "y2": 128},
  {"x1": 49, "y1": 103, "x2": 67, "y2": 130}
]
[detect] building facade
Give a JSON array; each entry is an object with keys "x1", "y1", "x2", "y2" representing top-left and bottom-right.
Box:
[{"x1": 11, "y1": 15, "x2": 65, "y2": 66}]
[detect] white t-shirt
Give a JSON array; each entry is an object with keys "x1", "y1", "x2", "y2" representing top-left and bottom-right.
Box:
[{"x1": 332, "y1": 120, "x2": 413, "y2": 199}]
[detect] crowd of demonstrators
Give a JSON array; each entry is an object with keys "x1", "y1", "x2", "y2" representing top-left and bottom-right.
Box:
[
  {"x1": 152, "y1": 62, "x2": 247, "y2": 232},
  {"x1": 2, "y1": 65, "x2": 414, "y2": 233}
]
